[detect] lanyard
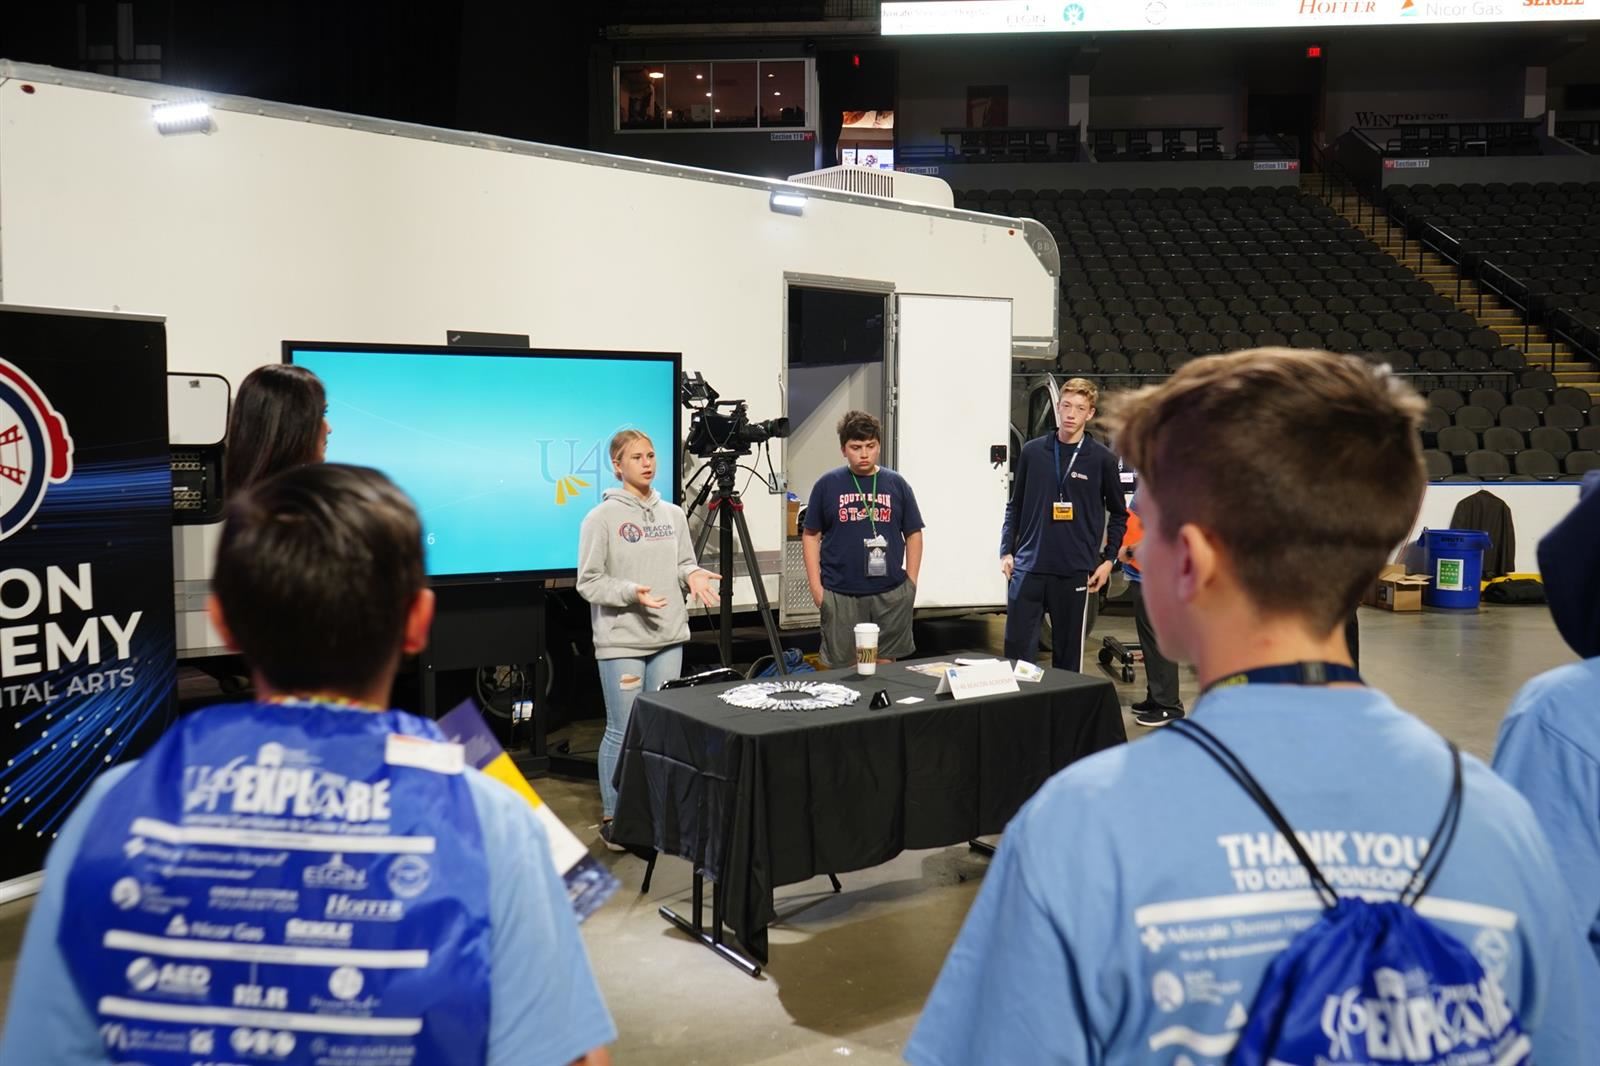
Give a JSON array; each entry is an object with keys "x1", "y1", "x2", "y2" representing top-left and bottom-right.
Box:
[
  {"x1": 1202, "y1": 661, "x2": 1365, "y2": 697},
  {"x1": 265, "y1": 693, "x2": 386, "y2": 712},
  {"x1": 851, "y1": 469, "x2": 879, "y2": 536},
  {"x1": 1054, "y1": 436, "x2": 1085, "y2": 501}
]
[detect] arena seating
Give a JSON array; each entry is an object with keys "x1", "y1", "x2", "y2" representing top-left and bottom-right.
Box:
[
  {"x1": 1088, "y1": 126, "x2": 1230, "y2": 162},
  {"x1": 964, "y1": 183, "x2": 1598, "y2": 481},
  {"x1": 1379, "y1": 120, "x2": 1544, "y2": 158},
  {"x1": 1421, "y1": 387, "x2": 1599, "y2": 477},
  {"x1": 1385, "y1": 181, "x2": 1600, "y2": 361}
]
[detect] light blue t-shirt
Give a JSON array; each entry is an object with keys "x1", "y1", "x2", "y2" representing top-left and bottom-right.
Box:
[
  {"x1": 907, "y1": 686, "x2": 1595, "y2": 1066},
  {"x1": 0, "y1": 762, "x2": 615, "y2": 1066},
  {"x1": 1493, "y1": 657, "x2": 1600, "y2": 971}
]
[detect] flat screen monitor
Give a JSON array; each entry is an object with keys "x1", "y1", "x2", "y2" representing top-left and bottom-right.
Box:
[{"x1": 285, "y1": 342, "x2": 680, "y2": 583}]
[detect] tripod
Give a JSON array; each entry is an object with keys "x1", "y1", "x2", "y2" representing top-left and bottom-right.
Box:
[{"x1": 685, "y1": 453, "x2": 789, "y2": 676}]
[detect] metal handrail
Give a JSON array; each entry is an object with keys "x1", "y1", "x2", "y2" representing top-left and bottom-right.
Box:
[
  {"x1": 1477, "y1": 261, "x2": 1538, "y2": 359},
  {"x1": 1547, "y1": 306, "x2": 1600, "y2": 366}
]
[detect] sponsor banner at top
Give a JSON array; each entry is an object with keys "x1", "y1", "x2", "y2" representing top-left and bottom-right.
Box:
[{"x1": 881, "y1": 0, "x2": 1593, "y2": 36}]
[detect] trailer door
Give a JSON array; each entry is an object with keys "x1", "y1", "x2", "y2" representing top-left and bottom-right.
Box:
[{"x1": 892, "y1": 294, "x2": 1012, "y2": 609}]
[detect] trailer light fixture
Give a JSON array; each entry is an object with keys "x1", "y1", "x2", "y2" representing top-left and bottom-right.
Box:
[
  {"x1": 152, "y1": 100, "x2": 213, "y2": 134},
  {"x1": 770, "y1": 192, "x2": 807, "y2": 216}
]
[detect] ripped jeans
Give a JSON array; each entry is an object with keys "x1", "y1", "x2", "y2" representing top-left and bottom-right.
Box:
[{"x1": 597, "y1": 647, "x2": 684, "y2": 818}]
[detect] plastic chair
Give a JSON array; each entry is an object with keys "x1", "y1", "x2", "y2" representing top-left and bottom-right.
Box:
[
  {"x1": 1545, "y1": 405, "x2": 1584, "y2": 432},
  {"x1": 1513, "y1": 449, "x2": 1560, "y2": 480},
  {"x1": 1464, "y1": 450, "x2": 1511, "y2": 479},
  {"x1": 1436, "y1": 426, "x2": 1479, "y2": 458},
  {"x1": 1468, "y1": 388, "x2": 1506, "y2": 415},
  {"x1": 1554, "y1": 386, "x2": 1593, "y2": 415},
  {"x1": 1498, "y1": 405, "x2": 1539, "y2": 432},
  {"x1": 1427, "y1": 388, "x2": 1465, "y2": 414},
  {"x1": 1482, "y1": 427, "x2": 1524, "y2": 456}
]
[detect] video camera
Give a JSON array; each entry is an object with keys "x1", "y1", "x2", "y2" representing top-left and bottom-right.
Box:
[{"x1": 681, "y1": 371, "x2": 790, "y2": 458}]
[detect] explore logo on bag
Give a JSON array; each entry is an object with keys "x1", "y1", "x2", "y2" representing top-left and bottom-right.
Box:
[{"x1": 1318, "y1": 965, "x2": 1524, "y2": 1064}]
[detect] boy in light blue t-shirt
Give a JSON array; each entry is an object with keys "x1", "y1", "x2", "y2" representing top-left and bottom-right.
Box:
[
  {"x1": 1494, "y1": 470, "x2": 1600, "y2": 971},
  {"x1": 0, "y1": 465, "x2": 615, "y2": 1066},
  {"x1": 907, "y1": 350, "x2": 1594, "y2": 1066}
]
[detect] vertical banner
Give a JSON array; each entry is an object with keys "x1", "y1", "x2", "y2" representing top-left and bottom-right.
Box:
[{"x1": 0, "y1": 306, "x2": 175, "y2": 886}]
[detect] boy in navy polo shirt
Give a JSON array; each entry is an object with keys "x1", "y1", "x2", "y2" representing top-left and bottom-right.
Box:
[
  {"x1": 1000, "y1": 377, "x2": 1128, "y2": 671},
  {"x1": 802, "y1": 410, "x2": 925, "y2": 668}
]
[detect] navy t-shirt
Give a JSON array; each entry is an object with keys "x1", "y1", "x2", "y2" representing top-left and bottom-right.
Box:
[{"x1": 804, "y1": 465, "x2": 925, "y2": 595}]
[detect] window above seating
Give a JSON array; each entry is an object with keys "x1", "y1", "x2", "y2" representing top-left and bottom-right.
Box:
[{"x1": 616, "y1": 59, "x2": 813, "y2": 133}]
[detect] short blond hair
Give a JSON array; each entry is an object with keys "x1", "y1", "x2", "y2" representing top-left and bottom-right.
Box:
[
  {"x1": 1060, "y1": 377, "x2": 1099, "y2": 408},
  {"x1": 1103, "y1": 348, "x2": 1425, "y2": 632},
  {"x1": 608, "y1": 429, "x2": 653, "y2": 478}
]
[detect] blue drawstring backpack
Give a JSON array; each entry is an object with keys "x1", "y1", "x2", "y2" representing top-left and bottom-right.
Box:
[
  {"x1": 1169, "y1": 719, "x2": 1530, "y2": 1066},
  {"x1": 756, "y1": 648, "x2": 816, "y2": 677}
]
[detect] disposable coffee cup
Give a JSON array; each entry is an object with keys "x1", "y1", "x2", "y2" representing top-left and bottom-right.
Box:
[{"x1": 854, "y1": 622, "x2": 880, "y2": 676}]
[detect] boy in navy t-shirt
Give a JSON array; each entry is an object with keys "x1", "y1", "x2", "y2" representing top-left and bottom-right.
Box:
[
  {"x1": 802, "y1": 410, "x2": 925, "y2": 668},
  {"x1": 907, "y1": 350, "x2": 1593, "y2": 1065}
]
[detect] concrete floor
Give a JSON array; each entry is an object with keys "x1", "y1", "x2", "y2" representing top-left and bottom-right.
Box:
[{"x1": 0, "y1": 605, "x2": 1577, "y2": 1063}]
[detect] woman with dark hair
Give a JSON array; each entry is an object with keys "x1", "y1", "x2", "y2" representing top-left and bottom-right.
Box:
[{"x1": 223, "y1": 364, "x2": 330, "y2": 496}]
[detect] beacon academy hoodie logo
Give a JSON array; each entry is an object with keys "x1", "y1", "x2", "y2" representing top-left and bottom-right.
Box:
[
  {"x1": 618, "y1": 521, "x2": 674, "y2": 544},
  {"x1": 0, "y1": 356, "x2": 75, "y2": 542}
]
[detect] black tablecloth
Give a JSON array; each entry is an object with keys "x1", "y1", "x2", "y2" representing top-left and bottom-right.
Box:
[{"x1": 610, "y1": 656, "x2": 1126, "y2": 963}]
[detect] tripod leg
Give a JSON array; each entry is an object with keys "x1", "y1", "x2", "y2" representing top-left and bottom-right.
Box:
[
  {"x1": 690, "y1": 482, "x2": 718, "y2": 561},
  {"x1": 718, "y1": 500, "x2": 736, "y2": 671},
  {"x1": 729, "y1": 496, "x2": 788, "y2": 675}
]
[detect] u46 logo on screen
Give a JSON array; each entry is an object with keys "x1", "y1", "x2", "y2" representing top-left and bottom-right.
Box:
[
  {"x1": 0, "y1": 357, "x2": 75, "y2": 543},
  {"x1": 538, "y1": 438, "x2": 603, "y2": 506}
]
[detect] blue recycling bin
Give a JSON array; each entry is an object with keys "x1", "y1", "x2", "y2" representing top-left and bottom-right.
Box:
[{"x1": 1421, "y1": 528, "x2": 1491, "y2": 610}]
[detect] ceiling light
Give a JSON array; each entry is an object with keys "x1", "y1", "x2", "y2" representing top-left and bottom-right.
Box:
[
  {"x1": 774, "y1": 92, "x2": 781, "y2": 96},
  {"x1": 705, "y1": 92, "x2": 712, "y2": 97},
  {"x1": 647, "y1": 71, "x2": 664, "y2": 79},
  {"x1": 696, "y1": 74, "x2": 703, "y2": 79},
  {"x1": 152, "y1": 100, "x2": 212, "y2": 134}
]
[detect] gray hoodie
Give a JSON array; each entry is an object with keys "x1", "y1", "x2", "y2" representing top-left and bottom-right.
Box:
[{"x1": 576, "y1": 487, "x2": 705, "y2": 660}]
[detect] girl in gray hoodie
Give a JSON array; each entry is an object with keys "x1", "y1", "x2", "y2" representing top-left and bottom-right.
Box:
[{"x1": 577, "y1": 429, "x2": 719, "y2": 846}]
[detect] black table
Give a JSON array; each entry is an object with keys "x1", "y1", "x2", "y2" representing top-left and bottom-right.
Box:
[{"x1": 610, "y1": 655, "x2": 1126, "y2": 975}]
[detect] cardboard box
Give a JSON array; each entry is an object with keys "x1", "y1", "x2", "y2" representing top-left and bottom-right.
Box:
[
  {"x1": 1365, "y1": 564, "x2": 1429, "y2": 612},
  {"x1": 786, "y1": 499, "x2": 801, "y2": 538}
]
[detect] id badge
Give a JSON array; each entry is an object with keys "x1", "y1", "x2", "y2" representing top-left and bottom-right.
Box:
[
  {"x1": 865, "y1": 534, "x2": 888, "y2": 577},
  {"x1": 1053, "y1": 501, "x2": 1075, "y2": 522}
]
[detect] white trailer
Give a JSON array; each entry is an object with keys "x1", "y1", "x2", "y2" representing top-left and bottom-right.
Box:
[{"x1": 0, "y1": 61, "x2": 1059, "y2": 656}]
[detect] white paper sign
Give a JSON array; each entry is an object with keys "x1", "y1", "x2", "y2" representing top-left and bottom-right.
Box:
[
  {"x1": 384, "y1": 733, "x2": 465, "y2": 775},
  {"x1": 936, "y1": 659, "x2": 1021, "y2": 700}
]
